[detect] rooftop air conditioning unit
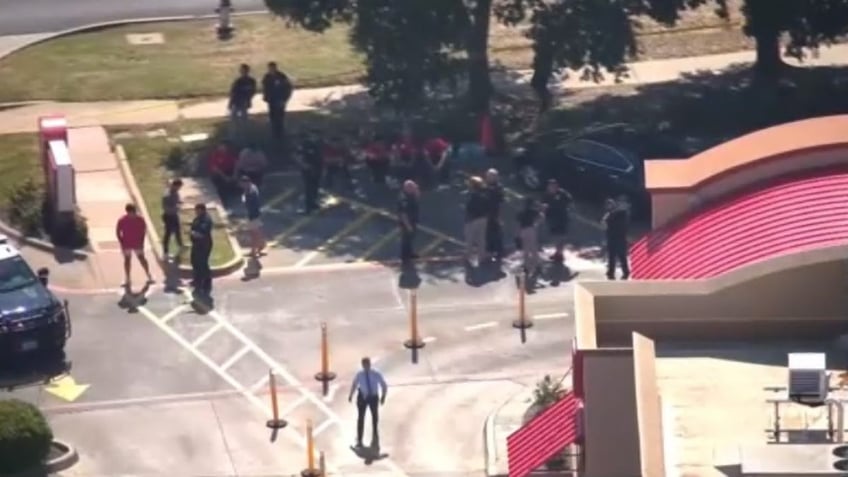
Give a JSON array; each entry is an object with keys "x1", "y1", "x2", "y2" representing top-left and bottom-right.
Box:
[{"x1": 788, "y1": 353, "x2": 828, "y2": 407}]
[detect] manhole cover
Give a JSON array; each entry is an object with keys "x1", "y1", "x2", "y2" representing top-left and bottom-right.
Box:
[{"x1": 125, "y1": 33, "x2": 165, "y2": 45}]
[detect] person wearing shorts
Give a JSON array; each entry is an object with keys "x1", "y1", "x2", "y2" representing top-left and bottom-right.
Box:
[
  {"x1": 116, "y1": 203, "x2": 153, "y2": 287},
  {"x1": 240, "y1": 176, "x2": 266, "y2": 257}
]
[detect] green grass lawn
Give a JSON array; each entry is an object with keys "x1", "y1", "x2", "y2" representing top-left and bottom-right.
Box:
[
  {"x1": 0, "y1": 8, "x2": 752, "y2": 102},
  {"x1": 119, "y1": 137, "x2": 237, "y2": 268},
  {"x1": 0, "y1": 134, "x2": 42, "y2": 202}
]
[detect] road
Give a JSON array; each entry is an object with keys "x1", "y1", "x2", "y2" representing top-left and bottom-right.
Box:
[
  {"x1": 0, "y1": 262, "x2": 590, "y2": 476},
  {"x1": 0, "y1": 0, "x2": 266, "y2": 36}
]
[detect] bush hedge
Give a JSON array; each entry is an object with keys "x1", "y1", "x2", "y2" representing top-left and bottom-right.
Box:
[{"x1": 0, "y1": 399, "x2": 53, "y2": 474}]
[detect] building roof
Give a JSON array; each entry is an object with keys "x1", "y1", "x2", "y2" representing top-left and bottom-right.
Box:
[{"x1": 630, "y1": 169, "x2": 848, "y2": 279}]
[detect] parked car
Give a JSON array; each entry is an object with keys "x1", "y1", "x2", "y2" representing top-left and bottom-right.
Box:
[
  {"x1": 0, "y1": 235, "x2": 70, "y2": 358},
  {"x1": 510, "y1": 123, "x2": 687, "y2": 220}
]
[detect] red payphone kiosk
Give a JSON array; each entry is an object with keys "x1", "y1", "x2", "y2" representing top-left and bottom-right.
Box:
[{"x1": 38, "y1": 116, "x2": 76, "y2": 215}]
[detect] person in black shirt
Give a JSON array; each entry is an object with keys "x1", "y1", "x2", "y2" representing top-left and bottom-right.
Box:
[
  {"x1": 516, "y1": 197, "x2": 543, "y2": 276},
  {"x1": 228, "y1": 64, "x2": 257, "y2": 126},
  {"x1": 602, "y1": 197, "x2": 631, "y2": 280},
  {"x1": 190, "y1": 203, "x2": 214, "y2": 298},
  {"x1": 483, "y1": 168, "x2": 505, "y2": 261},
  {"x1": 464, "y1": 176, "x2": 489, "y2": 265},
  {"x1": 296, "y1": 130, "x2": 324, "y2": 214},
  {"x1": 541, "y1": 179, "x2": 573, "y2": 264},
  {"x1": 262, "y1": 62, "x2": 293, "y2": 142},
  {"x1": 397, "y1": 180, "x2": 420, "y2": 264}
]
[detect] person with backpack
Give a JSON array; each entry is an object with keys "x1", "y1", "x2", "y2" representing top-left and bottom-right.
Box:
[{"x1": 262, "y1": 61, "x2": 293, "y2": 142}]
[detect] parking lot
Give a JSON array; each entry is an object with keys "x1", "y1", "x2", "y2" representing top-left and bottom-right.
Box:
[
  {"x1": 0, "y1": 262, "x2": 584, "y2": 476},
  {"x1": 222, "y1": 166, "x2": 608, "y2": 271}
]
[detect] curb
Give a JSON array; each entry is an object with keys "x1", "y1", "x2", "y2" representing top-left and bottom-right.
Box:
[
  {"x1": 114, "y1": 144, "x2": 245, "y2": 280},
  {"x1": 45, "y1": 439, "x2": 79, "y2": 474},
  {"x1": 0, "y1": 11, "x2": 268, "y2": 61},
  {"x1": 483, "y1": 388, "x2": 529, "y2": 477},
  {"x1": 0, "y1": 219, "x2": 90, "y2": 260}
]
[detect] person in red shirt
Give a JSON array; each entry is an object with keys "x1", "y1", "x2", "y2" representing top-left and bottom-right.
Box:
[
  {"x1": 423, "y1": 136, "x2": 452, "y2": 184},
  {"x1": 208, "y1": 142, "x2": 239, "y2": 200},
  {"x1": 116, "y1": 203, "x2": 153, "y2": 287},
  {"x1": 323, "y1": 135, "x2": 353, "y2": 190},
  {"x1": 390, "y1": 130, "x2": 419, "y2": 186},
  {"x1": 360, "y1": 132, "x2": 389, "y2": 185}
]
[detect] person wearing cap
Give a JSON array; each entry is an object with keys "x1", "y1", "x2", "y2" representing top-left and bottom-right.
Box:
[
  {"x1": 348, "y1": 356, "x2": 388, "y2": 449},
  {"x1": 464, "y1": 176, "x2": 490, "y2": 265},
  {"x1": 541, "y1": 178, "x2": 573, "y2": 264},
  {"x1": 189, "y1": 203, "x2": 214, "y2": 297}
]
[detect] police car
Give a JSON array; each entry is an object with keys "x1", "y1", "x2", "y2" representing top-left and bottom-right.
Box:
[{"x1": 0, "y1": 234, "x2": 70, "y2": 357}]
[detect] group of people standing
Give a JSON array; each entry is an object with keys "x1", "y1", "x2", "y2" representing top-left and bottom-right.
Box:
[
  {"x1": 114, "y1": 179, "x2": 218, "y2": 298},
  {"x1": 396, "y1": 173, "x2": 631, "y2": 280},
  {"x1": 228, "y1": 62, "x2": 293, "y2": 141}
]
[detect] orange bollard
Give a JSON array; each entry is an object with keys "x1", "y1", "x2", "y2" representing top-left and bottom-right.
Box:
[
  {"x1": 301, "y1": 419, "x2": 321, "y2": 477},
  {"x1": 403, "y1": 289, "x2": 425, "y2": 350},
  {"x1": 314, "y1": 322, "x2": 337, "y2": 385},
  {"x1": 512, "y1": 271, "x2": 534, "y2": 330},
  {"x1": 266, "y1": 370, "x2": 288, "y2": 429}
]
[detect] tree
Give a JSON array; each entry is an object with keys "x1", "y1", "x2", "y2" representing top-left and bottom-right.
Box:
[{"x1": 640, "y1": 0, "x2": 848, "y2": 78}]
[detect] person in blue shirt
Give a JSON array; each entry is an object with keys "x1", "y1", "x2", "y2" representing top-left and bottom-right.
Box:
[
  {"x1": 239, "y1": 176, "x2": 265, "y2": 257},
  {"x1": 348, "y1": 357, "x2": 388, "y2": 449},
  {"x1": 189, "y1": 203, "x2": 214, "y2": 297}
]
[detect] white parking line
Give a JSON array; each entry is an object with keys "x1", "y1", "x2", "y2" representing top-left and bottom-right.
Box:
[
  {"x1": 534, "y1": 312, "x2": 569, "y2": 320},
  {"x1": 277, "y1": 395, "x2": 309, "y2": 418},
  {"x1": 159, "y1": 304, "x2": 190, "y2": 324},
  {"x1": 312, "y1": 418, "x2": 335, "y2": 437},
  {"x1": 249, "y1": 374, "x2": 271, "y2": 393},
  {"x1": 422, "y1": 336, "x2": 437, "y2": 344},
  {"x1": 464, "y1": 321, "x2": 498, "y2": 331}
]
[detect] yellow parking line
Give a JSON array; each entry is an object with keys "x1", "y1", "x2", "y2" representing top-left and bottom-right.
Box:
[
  {"x1": 293, "y1": 212, "x2": 376, "y2": 268},
  {"x1": 330, "y1": 194, "x2": 463, "y2": 246},
  {"x1": 262, "y1": 188, "x2": 297, "y2": 212},
  {"x1": 419, "y1": 236, "x2": 445, "y2": 257},
  {"x1": 356, "y1": 228, "x2": 400, "y2": 262},
  {"x1": 267, "y1": 209, "x2": 327, "y2": 248}
]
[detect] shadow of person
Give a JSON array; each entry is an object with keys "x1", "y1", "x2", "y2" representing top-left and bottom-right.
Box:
[
  {"x1": 545, "y1": 262, "x2": 578, "y2": 287},
  {"x1": 349, "y1": 441, "x2": 389, "y2": 465},
  {"x1": 398, "y1": 263, "x2": 421, "y2": 289},
  {"x1": 465, "y1": 259, "x2": 507, "y2": 287},
  {"x1": 242, "y1": 256, "x2": 262, "y2": 282},
  {"x1": 118, "y1": 281, "x2": 151, "y2": 313}
]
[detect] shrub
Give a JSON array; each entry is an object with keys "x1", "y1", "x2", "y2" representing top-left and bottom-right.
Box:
[
  {"x1": 6, "y1": 179, "x2": 44, "y2": 237},
  {"x1": 0, "y1": 399, "x2": 53, "y2": 474},
  {"x1": 532, "y1": 375, "x2": 570, "y2": 471},
  {"x1": 49, "y1": 212, "x2": 89, "y2": 249}
]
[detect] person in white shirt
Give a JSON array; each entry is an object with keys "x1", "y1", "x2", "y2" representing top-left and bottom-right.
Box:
[{"x1": 347, "y1": 357, "x2": 387, "y2": 448}]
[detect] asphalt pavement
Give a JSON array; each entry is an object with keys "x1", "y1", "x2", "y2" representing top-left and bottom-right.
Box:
[
  {"x1": 0, "y1": 260, "x2": 594, "y2": 476},
  {"x1": 224, "y1": 166, "x2": 606, "y2": 274},
  {"x1": 0, "y1": 0, "x2": 266, "y2": 36}
]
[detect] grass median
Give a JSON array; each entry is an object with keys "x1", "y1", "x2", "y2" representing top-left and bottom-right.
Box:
[
  {"x1": 119, "y1": 137, "x2": 237, "y2": 268},
  {"x1": 0, "y1": 4, "x2": 752, "y2": 102}
]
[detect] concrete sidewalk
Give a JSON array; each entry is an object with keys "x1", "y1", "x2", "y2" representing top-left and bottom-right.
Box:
[{"x1": 3, "y1": 44, "x2": 848, "y2": 135}]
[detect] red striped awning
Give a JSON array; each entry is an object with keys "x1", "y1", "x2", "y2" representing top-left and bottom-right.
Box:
[{"x1": 507, "y1": 392, "x2": 581, "y2": 477}]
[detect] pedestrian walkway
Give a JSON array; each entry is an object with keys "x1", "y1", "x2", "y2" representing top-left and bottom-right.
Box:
[
  {"x1": 2, "y1": 44, "x2": 848, "y2": 135},
  {"x1": 68, "y1": 126, "x2": 163, "y2": 287}
]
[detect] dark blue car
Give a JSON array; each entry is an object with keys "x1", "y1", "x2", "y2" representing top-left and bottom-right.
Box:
[{"x1": 0, "y1": 235, "x2": 70, "y2": 359}]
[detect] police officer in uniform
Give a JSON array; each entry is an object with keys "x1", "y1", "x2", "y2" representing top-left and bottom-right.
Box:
[
  {"x1": 541, "y1": 179, "x2": 573, "y2": 264},
  {"x1": 397, "y1": 180, "x2": 420, "y2": 264},
  {"x1": 189, "y1": 203, "x2": 214, "y2": 297},
  {"x1": 602, "y1": 197, "x2": 630, "y2": 280},
  {"x1": 297, "y1": 129, "x2": 323, "y2": 214}
]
